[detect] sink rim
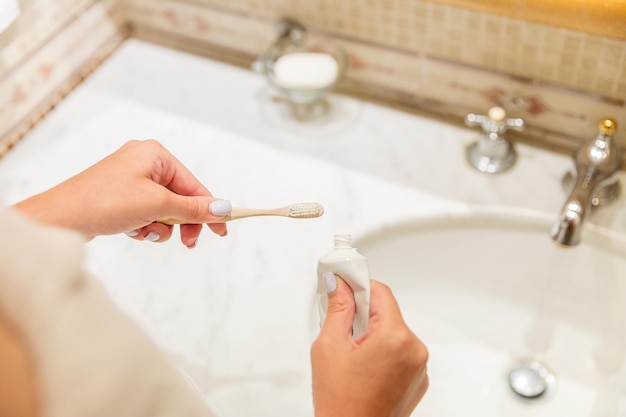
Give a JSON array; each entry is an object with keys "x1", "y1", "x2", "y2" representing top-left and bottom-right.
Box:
[{"x1": 355, "y1": 206, "x2": 626, "y2": 258}]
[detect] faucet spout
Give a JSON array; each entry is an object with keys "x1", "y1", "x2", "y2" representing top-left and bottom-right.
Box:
[
  {"x1": 551, "y1": 174, "x2": 607, "y2": 246},
  {"x1": 551, "y1": 119, "x2": 621, "y2": 247}
]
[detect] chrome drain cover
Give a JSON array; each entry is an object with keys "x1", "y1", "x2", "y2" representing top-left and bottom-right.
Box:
[{"x1": 508, "y1": 360, "x2": 555, "y2": 399}]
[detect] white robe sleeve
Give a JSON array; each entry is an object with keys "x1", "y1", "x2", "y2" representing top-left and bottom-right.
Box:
[{"x1": 0, "y1": 207, "x2": 217, "y2": 417}]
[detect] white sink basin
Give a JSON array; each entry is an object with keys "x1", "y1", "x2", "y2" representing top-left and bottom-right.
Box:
[{"x1": 356, "y1": 209, "x2": 626, "y2": 417}]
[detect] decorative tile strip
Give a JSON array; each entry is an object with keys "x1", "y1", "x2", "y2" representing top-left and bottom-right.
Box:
[{"x1": 0, "y1": 2, "x2": 126, "y2": 158}]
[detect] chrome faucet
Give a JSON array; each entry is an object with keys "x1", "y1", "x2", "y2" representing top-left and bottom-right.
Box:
[
  {"x1": 465, "y1": 106, "x2": 524, "y2": 174},
  {"x1": 551, "y1": 118, "x2": 621, "y2": 247}
]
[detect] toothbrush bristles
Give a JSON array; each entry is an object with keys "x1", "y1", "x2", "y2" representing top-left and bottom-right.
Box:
[{"x1": 288, "y1": 202, "x2": 324, "y2": 218}]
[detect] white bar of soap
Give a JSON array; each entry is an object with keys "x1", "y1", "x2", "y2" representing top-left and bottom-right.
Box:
[{"x1": 272, "y1": 52, "x2": 339, "y2": 89}]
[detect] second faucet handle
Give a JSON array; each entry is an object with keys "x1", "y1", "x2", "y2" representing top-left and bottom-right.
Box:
[{"x1": 465, "y1": 106, "x2": 524, "y2": 174}]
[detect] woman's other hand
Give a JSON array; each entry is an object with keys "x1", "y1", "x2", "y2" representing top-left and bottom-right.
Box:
[{"x1": 311, "y1": 276, "x2": 429, "y2": 417}]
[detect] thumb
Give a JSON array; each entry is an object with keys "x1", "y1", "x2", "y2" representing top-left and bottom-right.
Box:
[
  {"x1": 320, "y1": 272, "x2": 356, "y2": 340},
  {"x1": 165, "y1": 194, "x2": 232, "y2": 224}
]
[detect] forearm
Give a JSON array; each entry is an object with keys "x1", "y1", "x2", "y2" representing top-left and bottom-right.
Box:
[
  {"x1": 15, "y1": 186, "x2": 72, "y2": 228},
  {"x1": 13, "y1": 183, "x2": 94, "y2": 239}
]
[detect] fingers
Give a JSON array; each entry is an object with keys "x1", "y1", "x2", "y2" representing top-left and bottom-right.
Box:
[
  {"x1": 151, "y1": 141, "x2": 212, "y2": 197},
  {"x1": 162, "y1": 194, "x2": 231, "y2": 235},
  {"x1": 179, "y1": 224, "x2": 202, "y2": 248},
  {"x1": 125, "y1": 223, "x2": 173, "y2": 243},
  {"x1": 148, "y1": 141, "x2": 230, "y2": 239},
  {"x1": 174, "y1": 196, "x2": 230, "y2": 240},
  {"x1": 368, "y1": 280, "x2": 405, "y2": 326},
  {"x1": 147, "y1": 192, "x2": 229, "y2": 245},
  {"x1": 125, "y1": 223, "x2": 202, "y2": 249},
  {"x1": 208, "y1": 223, "x2": 227, "y2": 237},
  {"x1": 318, "y1": 273, "x2": 356, "y2": 342},
  {"x1": 366, "y1": 280, "x2": 428, "y2": 363},
  {"x1": 126, "y1": 194, "x2": 229, "y2": 246}
]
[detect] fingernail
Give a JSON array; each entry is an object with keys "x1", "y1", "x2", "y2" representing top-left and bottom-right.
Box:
[
  {"x1": 323, "y1": 272, "x2": 337, "y2": 294},
  {"x1": 210, "y1": 199, "x2": 232, "y2": 216},
  {"x1": 145, "y1": 232, "x2": 160, "y2": 242},
  {"x1": 187, "y1": 239, "x2": 197, "y2": 249},
  {"x1": 125, "y1": 230, "x2": 139, "y2": 237}
]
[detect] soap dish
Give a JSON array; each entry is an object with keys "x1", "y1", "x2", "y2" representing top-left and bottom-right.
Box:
[{"x1": 254, "y1": 19, "x2": 348, "y2": 104}]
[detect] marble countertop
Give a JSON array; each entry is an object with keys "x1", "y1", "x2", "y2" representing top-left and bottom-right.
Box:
[{"x1": 1, "y1": 39, "x2": 625, "y2": 417}]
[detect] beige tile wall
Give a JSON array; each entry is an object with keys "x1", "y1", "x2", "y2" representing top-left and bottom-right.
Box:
[
  {"x1": 125, "y1": 0, "x2": 626, "y2": 150},
  {"x1": 1, "y1": 0, "x2": 625, "y2": 158},
  {"x1": 193, "y1": 0, "x2": 626, "y2": 100}
]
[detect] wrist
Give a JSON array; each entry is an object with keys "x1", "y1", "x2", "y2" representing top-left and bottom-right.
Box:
[{"x1": 13, "y1": 191, "x2": 90, "y2": 239}]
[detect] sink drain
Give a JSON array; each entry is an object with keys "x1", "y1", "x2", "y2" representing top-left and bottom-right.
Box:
[{"x1": 508, "y1": 360, "x2": 556, "y2": 399}]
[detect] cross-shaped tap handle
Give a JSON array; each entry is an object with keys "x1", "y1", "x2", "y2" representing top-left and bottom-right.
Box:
[{"x1": 465, "y1": 106, "x2": 524, "y2": 135}]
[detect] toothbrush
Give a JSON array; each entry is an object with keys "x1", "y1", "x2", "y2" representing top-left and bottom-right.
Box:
[{"x1": 158, "y1": 202, "x2": 324, "y2": 224}]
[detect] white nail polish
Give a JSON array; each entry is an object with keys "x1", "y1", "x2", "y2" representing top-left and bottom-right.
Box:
[
  {"x1": 125, "y1": 230, "x2": 139, "y2": 237},
  {"x1": 145, "y1": 232, "x2": 160, "y2": 242},
  {"x1": 210, "y1": 199, "x2": 232, "y2": 216}
]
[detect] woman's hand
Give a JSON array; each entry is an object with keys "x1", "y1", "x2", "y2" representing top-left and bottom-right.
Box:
[
  {"x1": 311, "y1": 275, "x2": 429, "y2": 417},
  {"x1": 14, "y1": 140, "x2": 230, "y2": 248}
]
